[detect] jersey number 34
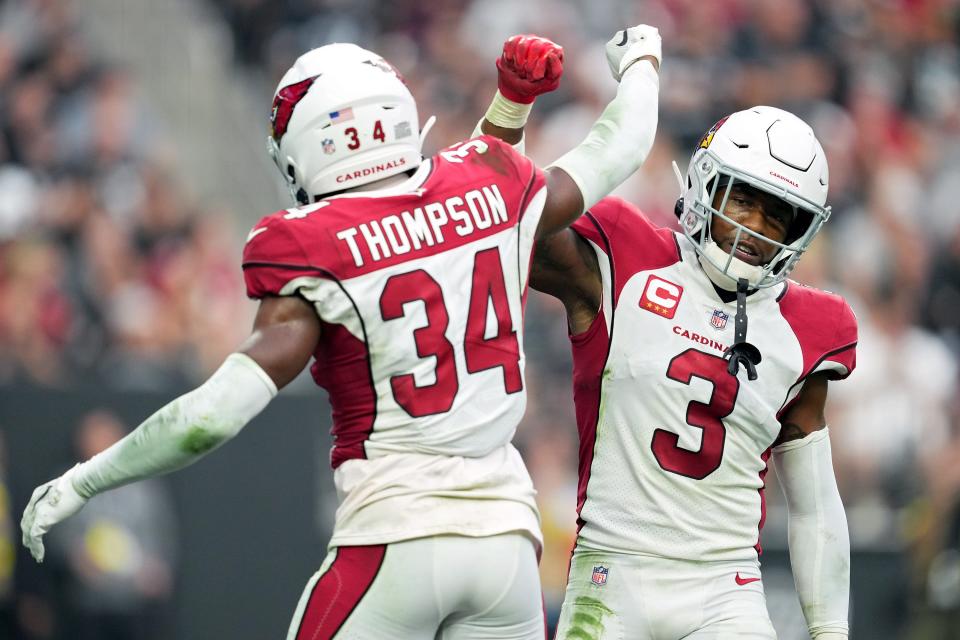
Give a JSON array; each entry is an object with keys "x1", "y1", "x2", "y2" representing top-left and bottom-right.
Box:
[{"x1": 379, "y1": 248, "x2": 521, "y2": 417}]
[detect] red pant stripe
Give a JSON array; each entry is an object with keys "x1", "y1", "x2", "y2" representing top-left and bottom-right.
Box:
[{"x1": 295, "y1": 545, "x2": 387, "y2": 640}]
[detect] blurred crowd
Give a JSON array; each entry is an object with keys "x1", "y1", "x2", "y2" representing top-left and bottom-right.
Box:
[
  {"x1": 3, "y1": 0, "x2": 960, "y2": 636},
  {"x1": 0, "y1": 0, "x2": 250, "y2": 390}
]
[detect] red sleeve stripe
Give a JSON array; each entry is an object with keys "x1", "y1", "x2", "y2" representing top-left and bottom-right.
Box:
[
  {"x1": 816, "y1": 342, "x2": 857, "y2": 377},
  {"x1": 293, "y1": 545, "x2": 387, "y2": 640},
  {"x1": 516, "y1": 164, "x2": 541, "y2": 223},
  {"x1": 570, "y1": 214, "x2": 616, "y2": 532},
  {"x1": 801, "y1": 341, "x2": 858, "y2": 381},
  {"x1": 242, "y1": 261, "x2": 337, "y2": 300},
  {"x1": 775, "y1": 341, "x2": 858, "y2": 421}
]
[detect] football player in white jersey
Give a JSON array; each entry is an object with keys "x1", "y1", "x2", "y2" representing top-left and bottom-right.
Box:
[
  {"x1": 21, "y1": 26, "x2": 665, "y2": 639},
  {"x1": 479, "y1": 74, "x2": 855, "y2": 637}
]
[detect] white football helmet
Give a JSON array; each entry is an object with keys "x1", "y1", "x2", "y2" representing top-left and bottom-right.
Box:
[
  {"x1": 676, "y1": 106, "x2": 831, "y2": 290},
  {"x1": 267, "y1": 43, "x2": 429, "y2": 204}
]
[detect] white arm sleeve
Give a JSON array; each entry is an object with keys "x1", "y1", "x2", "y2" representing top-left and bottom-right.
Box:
[
  {"x1": 71, "y1": 353, "x2": 278, "y2": 499},
  {"x1": 548, "y1": 61, "x2": 659, "y2": 211},
  {"x1": 773, "y1": 427, "x2": 850, "y2": 639}
]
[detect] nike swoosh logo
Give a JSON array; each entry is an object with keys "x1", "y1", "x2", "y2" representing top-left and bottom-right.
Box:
[
  {"x1": 246, "y1": 227, "x2": 268, "y2": 243},
  {"x1": 735, "y1": 572, "x2": 761, "y2": 586}
]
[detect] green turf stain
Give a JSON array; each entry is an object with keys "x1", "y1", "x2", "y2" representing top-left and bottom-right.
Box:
[
  {"x1": 561, "y1": 596, "x2": 614, "y2": 640},
  {"x1": 180, "y1": 424, "x2": 224, "y2": 454}
]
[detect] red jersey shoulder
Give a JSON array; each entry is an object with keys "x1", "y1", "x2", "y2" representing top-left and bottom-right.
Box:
[
  {"x1": 778, "y1": 281, "x2": 858, "y2": 379},
  {"x1": 426, "y1": 135, "x2": 544, "y2": 224},
  {"x1": 242, "y1": 203, "x2": 337, "y2": 298},
  {"x1": 574, "y1": 198, "x2": 678, "y2": 258},
  {"x1": 431, "y1": 135, "x2": 540, "y2": 194},
  {"x1": 244, "y1": 208, "x2": 307, "y2": 266},
  {"x1": 572, "y1": 197, "x2": 682, "y2": 295}
]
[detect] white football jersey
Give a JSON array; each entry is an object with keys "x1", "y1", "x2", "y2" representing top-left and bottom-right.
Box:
[
  {"x1": 568, "y1": 198, "x2": 857, "y2": 562},
  {"x1": 243, "y1": 137, "x2": 546, "y2": 547}
]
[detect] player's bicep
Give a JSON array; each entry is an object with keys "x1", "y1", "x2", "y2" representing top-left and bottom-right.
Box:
[
  {"x1": 239, "y1": 296, "x2": 321, "y2": 390},
  {"x1": 775, "y1": 373, "x2": 829, "y2": 446},
  {"x1": 536, "y1": 166, "x2": 585, "y2": 239}
]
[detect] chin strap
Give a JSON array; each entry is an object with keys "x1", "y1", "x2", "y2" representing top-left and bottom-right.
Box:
[
  {"x1": 419, "y1": 115, "x2": 437, "y2": 152},
  {"x1": 724, "y1": 278, "x2": 762, "y2": 380}
]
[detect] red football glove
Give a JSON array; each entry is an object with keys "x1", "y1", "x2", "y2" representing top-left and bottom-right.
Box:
[{"x1": 496, "y1": 35, "x2": 564, "y2": 104}]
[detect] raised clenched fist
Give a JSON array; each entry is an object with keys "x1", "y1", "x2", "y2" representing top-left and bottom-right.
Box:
[{"x1": 496, "y1": 35, "x2": 564, "y2": 104}]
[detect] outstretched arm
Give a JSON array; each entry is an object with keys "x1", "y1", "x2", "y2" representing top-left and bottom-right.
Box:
[
  {"x1": 774, "y1": 373, "x2": 850, "y2": 640},
  {"x1": 21, "y1": 296, "x2": 320, "y2": 562},
  {"x1": 539, "y1": 26, "x2": 660, "y2": 238}
]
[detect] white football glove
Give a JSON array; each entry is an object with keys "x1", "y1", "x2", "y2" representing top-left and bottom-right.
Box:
[
  {"x1": 606, "y1": 24, "x2": 662, "y2": 82},
  {"x1": 21, "y1": 464, "x2": 88, "y2": 562}
]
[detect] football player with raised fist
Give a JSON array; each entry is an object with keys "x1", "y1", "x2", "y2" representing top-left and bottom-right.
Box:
[
  {"x1": 21, "y1": 26, "x2": 662, "y2": 640},
  {"x1": 479, "y1": 27, "x2": 855, "y2": 640}
]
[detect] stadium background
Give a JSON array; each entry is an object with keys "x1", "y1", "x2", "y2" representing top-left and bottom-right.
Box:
[{"x1": 0, "y1": 0, "x2": 958, "y2": 638}]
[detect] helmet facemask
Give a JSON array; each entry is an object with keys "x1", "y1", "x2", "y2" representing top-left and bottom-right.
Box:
[
  {"x1": 673, "y1": 106, "x2": 833, "y2": 380},
  {"x1": 677, "y1": 151, "x2": 830, "y2": 292},
  {"x1": 675, "y1": 107, "x2": 832, "y2": 292}
]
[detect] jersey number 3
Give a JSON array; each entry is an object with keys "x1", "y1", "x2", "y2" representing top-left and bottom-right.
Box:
[
  {"x1": 651, "y1": 349, "x2": 740, "y2": 479},
  {"x1": 379, "y1": 248, "x2": 522, "y2": 417}
]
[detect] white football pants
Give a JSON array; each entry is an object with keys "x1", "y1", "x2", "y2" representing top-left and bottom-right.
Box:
[
  {"x1": 286, "y1": 532, "x2": 545, "y2": 639},
  {"x1": 555, "y1": 547, "x2": 777, "y2": 639}
]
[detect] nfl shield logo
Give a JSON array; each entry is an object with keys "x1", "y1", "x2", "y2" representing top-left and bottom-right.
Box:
[
  {"x1": 591, "y1": 565, "x2": 609, "y2": 586},
  {"x1": 322, "y1": 138, "x2": 336, "y2": 155},
  {"x1": 710, "y1": 309, "x2": 729, "y2": 330}
]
